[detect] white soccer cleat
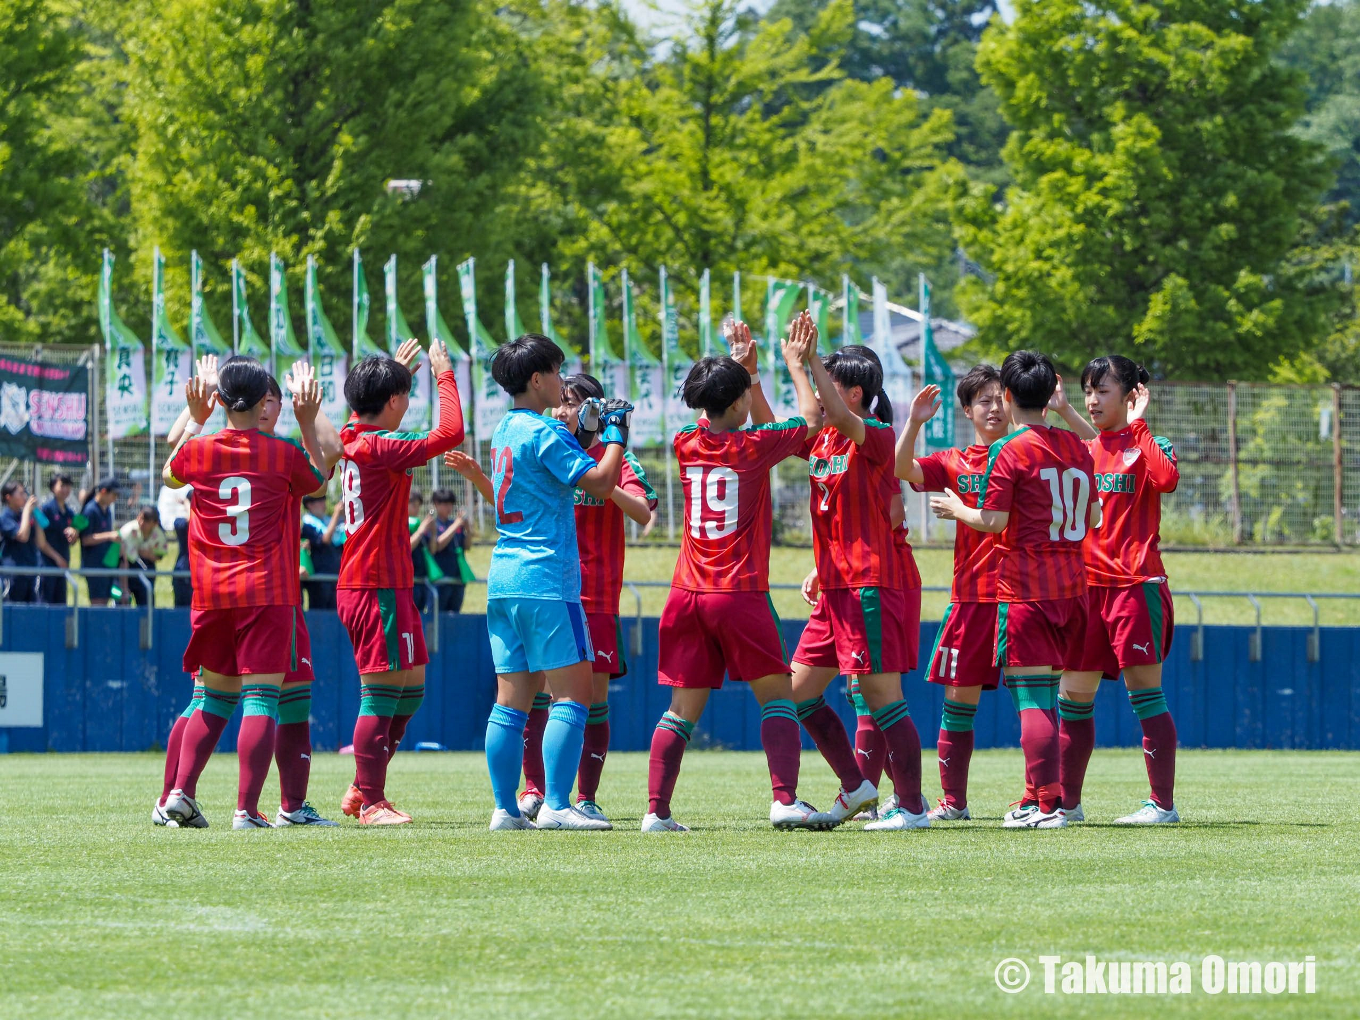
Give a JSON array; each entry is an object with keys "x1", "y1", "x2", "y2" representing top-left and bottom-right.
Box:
[
  {"x1": 880, "y1": 793, "x2": 899, "y2": 815},
  {"x1": 864, "y1": 804, "x2": 931, "y2": 830},
  {"x1": 275, "y1": 802, "x2": 340, "y2": 827},
  {"x1": 152, "y1": 801, "x2": 170, "y2": 826},
  {"x1": 927, "y1": 798, "x2": 971, "y2": 821},
  {"x1": 825, "y1": 780, "x2": 878, "y2": 827},
  {"x1": 232, "y1": 809, "x2": 274, "y2": 829},
  {"x1": 770, "y1": 799, "x2": 834, "y2": 830},
  {"x1": 1005, "y1": 806, "x2": 1066, "y2": 829},
  {"x1": 853, "y1": 807, "x2": 878, "y2": 822},
  {"x1": 517, "y1": 792, "x2": 544, "y2": 821},
  {"x1": 162, "y1": 790, "x2": 209, "y2": 828},
  {"x1": 1065, "y1": 802, "x2": 1085, "y2": 822},
  {"x1": 641, "y1": 812, "x2": 690, "y2": 833},
  {"x1": 536, "y1": 804, "x2": 611, "y2": 830},
  {"x1": 489, "y1": 808, "x2": 536, "y2": 831},
  {"x1": 574, "y1": 800, "x2": 613, "y2": 828},
  {"x1": 1113, "y1": 799, "x2": 1179, "y2": 825},
  {"x1": 1002, "y1": 803, "x2": 1040, "y2": 828}
]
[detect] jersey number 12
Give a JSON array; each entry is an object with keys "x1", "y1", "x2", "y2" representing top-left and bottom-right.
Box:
[{"x1": 490, "y1": 447, "x2": 524, "y2": 525}]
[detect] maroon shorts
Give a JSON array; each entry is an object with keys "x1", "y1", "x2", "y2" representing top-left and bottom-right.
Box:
[
  {"x1": 285, "y1": 605, "x2": 314, "y2": 685},
  {"x1": 926, "y1": 601, "x2": 1002, "y2": 690},
  {"x1": 184, "y1": 604, "x2": 294, "y2": 677},
  {"x1": 658, "y1": 589, "x2": 789, "y2": 689},
  {"x1": 337, "y1": 587, "x2": 429, "y2": 675},
  {"x1": 1069, "y1": 582, "x2": 1175, "y2": 679},
  {"x1": 586, "y1": 611, "x2": 627, "y2": 679},
  {"x1": 793, "y1": 586, "x2": 917, "y2": 675},
  {"x1": 994, "y1": 595, "x2": 1088, "y2": 669}
]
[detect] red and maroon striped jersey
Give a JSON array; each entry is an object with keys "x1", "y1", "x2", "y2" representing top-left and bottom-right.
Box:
[
  {"x1": 980, "y1": 425, "x2": 1096, "y2": 602},
  {"x1": 879, "y1": 471, "x2": 922, "y2": 591},
  {"x1": 1083, "y1": 418, "x2": 1178, "y2": 586},
  {"x1": 169, "y1": 429, "x2": 323, "y2": 610},
  {"x1": 577, "y1": 445, "x2": 658, "y2": 614},
  {"x1": 671, "y1": 417, "x2": 809, "y2": 592},
  {"x1": 802, "y1": 422, "x2": 904, "y2": 590},
  {"x1": 913, "y1": 445, "x2": 998, "y2": 602},
  {"x1": 338, "y1": 372, "x2": 465, "y2": 590}
]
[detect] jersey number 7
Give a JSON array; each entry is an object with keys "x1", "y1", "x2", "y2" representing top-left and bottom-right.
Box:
[{"x1": 490, "y1": 447, "x2": 524, "y2": 525}]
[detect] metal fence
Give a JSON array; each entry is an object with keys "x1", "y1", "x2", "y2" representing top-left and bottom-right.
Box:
[{"x1": 4, "y1": 341, "x2": 1358, "y2": 547}]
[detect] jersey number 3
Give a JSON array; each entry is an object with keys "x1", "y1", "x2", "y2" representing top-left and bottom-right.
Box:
[
  {"x1": 490, "y1": 447, "x2": 524, "y2": 525},
  {"x1": 218, "y1": 476, "x2": 252, "y2": 546},
  {"x1": 685, "y1": 466, "x2": 739, "y2": 539}
]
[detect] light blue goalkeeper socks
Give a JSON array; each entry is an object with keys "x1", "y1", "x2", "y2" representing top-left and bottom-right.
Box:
[
  {"x1": 542, "y1": 700, "x2": 589, "y2": 811},
  {"x1": 485, "y1": 703, "x2": 529, "y2": 815}
]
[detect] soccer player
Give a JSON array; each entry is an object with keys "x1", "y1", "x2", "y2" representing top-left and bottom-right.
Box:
[
  {"x1": 897, "y1": 365, "x2": 1008, "y2": 820},
  {"x1": 929, "y1": 350, "x2": 1098, "y2": 829},
  {"x1": 477, "y1": 333, "x2": 632, "y2": 832},
  {"x1": 159, "y1": 357, "x2": 327, "y2": 829},
  {"x1": 1056, "y1": 355, "x2": 1180, "y2": 824},
  {"x1": 788, "y1": 346, "x2": 927, "y2": 831},
  {"x1": 337, "y1": 339, "x2": 464, "y2": 826},
  {"x1": 645, "y1": 313, "x2": 829, "y2": 833}
]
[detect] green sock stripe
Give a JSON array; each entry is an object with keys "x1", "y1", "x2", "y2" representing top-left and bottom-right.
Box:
[
  {"x1": 658, "y1": 712, "x2": 694, "y2": 742},
  {"x1": 872, "y1": 700, "x2": 911, "y2": 730},
  {"x1": 199, "y1": 688, "x2": 241, "y2": 720},
  {"x1": 851, "y1": 692, "x2": 872, "y2": 717},
  {"x1": 180, "y1": 684, "x2": 205, "y2": 720},
  {"x1": 358, "y1": 684, "x2": 401, "y2": 718},
  {"x1": 277, "y1": 685, "x2": 312, "y2": 725},
  {"x1": 1008, "y1": 673, "x2": 1057, "y2": 681},
  {"x1": 1129, "y1": 687, "x2": 1169, "y2": 719},
  {"x1": 396, "y1": 684, "x2": 426, "y2": 716},
  {"x1": 587, "y1": 702, "x2": 610, "y2": 723},
  {"x1": 532, "y1": 692, "x2": 553, "y2": 710},
  {"x1": 1057, "y1": 696, "x2": 1095, "y2": 721},
  {"x1": 1010, "y1": 682, "x2": 1057, "y2": 712},
  {"x1": 795, "y1": 696, "x2": 826, "y2": 721},
  {"x1": 761, "y1": 698, "x2": 798, "y2": 723},
  {"x1": 940, "y1": 701, "x2": 978, "y2": 732},
  {"x1": 241, "y1": 686, "x2": 280, "y2": 719}
]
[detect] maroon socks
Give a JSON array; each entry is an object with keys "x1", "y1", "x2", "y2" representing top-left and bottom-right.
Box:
[
  {"x1": 797, "y1": 696, "x2": 866, "y2": 791},
  {"x1": 759, "y1": 700, "x2": 801, "y2": 806},
  {"x1": 575, "y1": 702, "x2": 611, "y2": 802},
  {"x1": 871, "y1": 700, "x2": 925, "y2": 815},
  {"x1": 1057, "y1": 696, "x2": 1096, "y2": 810},
  {"x1": 521, "y1": 692, "x2": 551, "y2": 797},
  {"x1": 647, "y1": 712, "x2": 694, "y2": 818}
]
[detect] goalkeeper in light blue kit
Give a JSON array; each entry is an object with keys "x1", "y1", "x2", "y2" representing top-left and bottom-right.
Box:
[{"x1": 476, "y1": 332, "x2": 633, "y2": 831}]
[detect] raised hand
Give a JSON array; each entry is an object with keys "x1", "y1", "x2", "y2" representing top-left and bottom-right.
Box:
[
  {"x1": 1128, "y1": 383, "x2": 1150, "y2": 422},
  {"x1": 598, "y1": 398, "x2": 633, "y2": 447},
  {"x1": 1048, "y1": 374, "x2": 1072, "y2": 414},
  {"x1": 782, "y1": 310, "x2": 816, "y2": 366},
  {"x1": 286, "y1": 360, "x2": 315, "y2": 400},
  {"x1": 289, "y1": 362, "x2": 321, "y2": 424},
  {"x1": 727, "y1": 320, "x2": 759, "y2": 374},
  {"x1": 185, "y1": 375, "x2": 216, "y2": 424},
  {"x1": 196, "y1": 354, "x2": 220, "y2": 391},
  {"x1": 443, "y1": 450, "x2": 482, "y2": 477},
  {"x1": 394, "y1": 337, "x2": 422, "y2": 371},
  {"x1": 910, "y1": 384, "x2": 942, "y2": 425},
  {"x1": 428, "y1": 338, "x2": 453, "y2": 377}
]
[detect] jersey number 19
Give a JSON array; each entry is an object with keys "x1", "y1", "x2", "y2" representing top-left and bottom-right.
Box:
[{"x1": 685, "y1": 466, "x2": 739, "y2": 539}]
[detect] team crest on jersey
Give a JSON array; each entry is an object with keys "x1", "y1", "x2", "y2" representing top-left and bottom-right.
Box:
[
  {"x1": 808, "y1": 454, "x2": 848, "y2": 479},
  {"x1": 1123, "y1": 448, "x2": 1140, "y2": 466}
]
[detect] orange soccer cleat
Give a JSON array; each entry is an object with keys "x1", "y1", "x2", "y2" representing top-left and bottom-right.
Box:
[
  {"x1": 359, "y1": 801, "x2": 412, "y2": 826},
  {"x1": 383, "y1": 802, "x2": 413, "y2": 822},
  {"x1": 341, "y1": 784, "x2": 364, "y2": 819}
]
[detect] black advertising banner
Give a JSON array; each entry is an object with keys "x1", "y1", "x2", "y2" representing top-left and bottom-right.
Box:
[{"x1": 0, "y1": 357, "x2": 90, "y2": 465}]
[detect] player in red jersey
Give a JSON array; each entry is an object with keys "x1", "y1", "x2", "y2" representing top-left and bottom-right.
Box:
[
  {"x1": 896, "y1": 364, "x2": 1008, "y2": 821},
  {"x1": 646, "y1": 313, "x2": 831, "y2": 832},
  {"x1": 158, "y1": 356, "x2": 327, "y2": 830},
  {"x1": 930, "y1": 351, "x2": 1098, "y2": 828},
  {"x1": 336, "y1": 339, "x2": 464, "y2": 826},
  {"x1": 1055, "y1": 355, "x2": 1181, "y2": 824},
  {"x1": 787, "y1": 346, "x2": 931, "y2": 831}
]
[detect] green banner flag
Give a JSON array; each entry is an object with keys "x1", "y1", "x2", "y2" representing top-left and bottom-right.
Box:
[
  {"x1": 622, "y1": 268, "x2": 657, "y2": 366},
  {"x1": 353, "y1": 250, "x2": 385, "y2": 359},
  {"x1": 539, "y1": 263, "x2": 563, "y2": 345},
  {"x1": 505, "y1": 260, "x2": 528, "y2": 342},
  {"x1": 151, "y1": 246, "x2": 191, "y2": 434},
  {"x1": 660, "y1": 266, "x2": 690, "y2": 437},
  {"x1": 190, "y1": 251, "x2": 232, "y2": 358},
  {"x1": 99, "y1": 249, "x2": 148, "y2": 439},
  {"x1": 384, "y1": 254, "x2": 417, "y2": 353},
  {"x1": 588, "y1": 262, "x2": 622, "y2": 365},
  {"x1": 424, "y1": 254, "x2": 471, "y2": 433},
  {"x1": 699, "y1": 268, "x2": 714, "y2": 356},
  {"x1": 269, "y1": 253, "x2": 307, "y2": 364},
  {"x1": 920, "y1": 273, "x2": 954, "y2": 449},
  {"x1": 733, "y1": 270, "x2": 742, "y2": 324},
  {"x1": 842, "y1": 274, "x2": 863, "y2": 347},
  {"x1": 305, "y1": 255, "x2": 348, "y2": 422},
  {"x1": 808, "y1": 284, "x2": 831, "y2": 349},
  {"x1": 458, "y1": 256, "x2": 505, "y2": 439},
  {"x1": 762, "y1": 277, "x2": 802, "y2": 373},
  {"x1": 232, "y1": 259, "x2": 270, "y2": 359}
]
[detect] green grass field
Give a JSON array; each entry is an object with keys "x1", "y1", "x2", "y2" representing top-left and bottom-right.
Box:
[{"x1": 2, "y1": 750, "x2": 1356, "y2": 1019}]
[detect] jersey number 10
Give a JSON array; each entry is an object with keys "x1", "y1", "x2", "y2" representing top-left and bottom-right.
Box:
[
  {"x1": 1039, "y1": 467, "x2": 1090, "y2": 542},
  {"x1": 685, "y1": 466, "x2": 739, "y2": 539}
]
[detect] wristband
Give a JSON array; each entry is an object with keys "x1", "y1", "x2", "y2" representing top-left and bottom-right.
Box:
[
  {"x1": 749, "y1": 372, "x2": 760, "y2": 384},
  {"x1": 183, "y1": 420, "x2": 203, "y2": 437}
]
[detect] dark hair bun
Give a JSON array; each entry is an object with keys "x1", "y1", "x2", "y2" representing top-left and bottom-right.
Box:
[{"x1": 1137, "y1": 366, "x2": 1151, "y2": 386}]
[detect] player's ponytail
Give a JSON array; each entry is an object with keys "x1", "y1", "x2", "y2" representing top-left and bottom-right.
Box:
[
  {"x1": 823, "y1": 349, "x2": 884, "y2": 419},
  {"x1": 1080, "y1": 355, "x2": 1147, "y2": 396},
  {"x1": 217, "y1": 356, "x2": 270, "y2": 414}
]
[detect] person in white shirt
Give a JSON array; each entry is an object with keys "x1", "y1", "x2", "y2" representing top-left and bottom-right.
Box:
[{"x1": 119, "y1": 505, "x2": 167, "y2": 607}]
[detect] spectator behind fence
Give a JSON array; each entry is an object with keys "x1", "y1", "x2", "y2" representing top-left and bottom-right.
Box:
[
  {"x1": 301, "y1": 492, "x2": 344, "y2": 610},
  {"x1": 409, "y1": 490, "x2": 436, "y2": 611},
  {"x1": 430, "y1": 488, "x2": 470, "y2": 613},
  {"x1": 79, "y1": 477, "x2": 122, "y2": 605},
  {"x1": 1, "y1": 481, "x2": 49, "y2": 602},
  {"x1": 118, "y1": 505, "x2": 166, "y2": 607},
  {"x1": 39, "y1": 473, "x2": 78, "y2": 604},
  {"x1": 172, "y1": 492, "x2": 192, "y2": 608}
]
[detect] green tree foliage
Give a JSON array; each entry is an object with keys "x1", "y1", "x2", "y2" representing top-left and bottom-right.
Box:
[{"x1": 954, "y1": 0, "x2": 1331, "y2": 379}]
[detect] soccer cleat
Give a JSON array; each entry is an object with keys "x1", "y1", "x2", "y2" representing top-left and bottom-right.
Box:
[
  {"x1": 1065, "y1": 802, "x2": 1085, "y2": 822},
  {"x1": 641, "y1": 813, "x2": 689, "y2": 833},
  {"x1": 341, "y1": 784, "x2": 364, "y2": 819},
  {"x1": 490, "y1": 808, "x2": 535, "y2": 831},
  {"x1": 770, "y1": 799, "x2": 835, "y2": 830},
  {"x1": 517, "y1": 791, "x2": 545, "y2": 821},
  {"x1": 536, "y1": 804, "x2": 611, "y2": 830},
  {"x1": 864, "y1": 804, "x2": 931, "y2": 830},
  {"x1": 927, "y1": 798, "x2": 971, "y2": 821},
  {"x1": 232, "y1": 809, "x2": 274, "y2": 829},
  {"x1": 1113, "y1": 799, "x2": 1180, "y2": 825},
  {"x1": 825, "y1": 780, "x2": 878, "y2": 827},
  {"x1": 162, "y1": 790, "x2": 209, "y2": 828},
  {"x1": 276, "y1": 802, "x2": 340, "y2": 827},
  {"x1": 152, "y1": 801, "x2": 170, "y2": 826},
  {"x1": 358, "y1": 801, "x2": 412, "y2": 826},
  {"x1": 1002, "y1": 801, "x2": 1040, "y2": 828},
  {"x1": 1005, "y1": 806, "x2": 1066, "y2": 829},
  {"x1": 384, "y1": 802, "x2": 413, "y2": 823},
  {"x1": 880, "y1": 793, "x2": 899, "y2": 815},
  {"x1": 853, "y1": 807, "x2": 879, "y2": 822},
  {"x1": 574, "y1": 800, "x2": 613, "y2": 828}
]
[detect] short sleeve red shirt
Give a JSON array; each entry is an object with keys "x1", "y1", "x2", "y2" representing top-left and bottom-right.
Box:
[{"x1": 913, "y1": 445, "x2": 998, "y2": 602}]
